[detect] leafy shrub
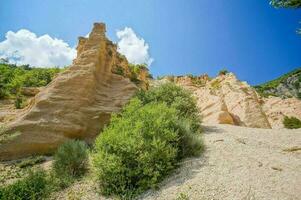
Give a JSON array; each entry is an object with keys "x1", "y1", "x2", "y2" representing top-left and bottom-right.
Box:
[
  {"x1": 92, "y1": 83, "x2": 203, "y2": 198},
  {"x1": 283, "y1": 116, "x2": 301, "y2": 129},
  {"x1": 176, "y1": 118, "x2": 204, "y2": 159},
  {"x1": 128, "y1": 63, "x2": 147, "y2": 84},
  {"x1": 92, "y1": 100, "x2": 180, "y2": 198},
  {"x1": 136, "y1": 83, "x2": 198, "y2": 118},
  {"x1": 53, "y1": 140, "x2": 88, "y2": 178},
  {"x1": 14, "y1": 94, "x2": 25, "y2": 109},
  {"x1": 136, "y1": 83, "x2": 204, "y2": 158},
  {"x1": 218, "y1": 69, "x2": 229, "y2": 76},
  {"x1": 113, "y1": 66, "x2": 125, "y2": 76},
  {"x1": 0, "y1": 169, "x2": 48, "y2": 200},
  {"x1": 137, "y1": 83, "x2": 201, "y2": 133}
]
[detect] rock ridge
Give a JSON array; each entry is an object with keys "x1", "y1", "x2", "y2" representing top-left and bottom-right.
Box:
[
  {"x1": 160, "y1": 73, "x2": 301, "y2": 129},
  {"x1": 0, "y1": 23, "x2": 145, "y2": 160}
]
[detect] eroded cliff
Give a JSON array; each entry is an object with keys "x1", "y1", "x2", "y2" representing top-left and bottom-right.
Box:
[
  {"x1": 162, "y1": 73, "x2": 301, "y2": 129},
  {"x1": 0, "y1": 23, "x2": 147, "y2": 160}
]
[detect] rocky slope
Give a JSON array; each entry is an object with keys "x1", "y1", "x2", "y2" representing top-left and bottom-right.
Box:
[
  {"x1": 49, "y1": 124, "x2": 301, "y2": 200},
  {"x1": 254, "y1": 68, "x2": 301, "y2": 99},
  {"x1": 161, "y1": 73, "x2": 301, "y2": 129},
  {"x1": 0, "y1": 23, "x2": 148, "y2": 160},
  {"x1": 141, "y1": 124, "x2": 301, "y2": 200}
]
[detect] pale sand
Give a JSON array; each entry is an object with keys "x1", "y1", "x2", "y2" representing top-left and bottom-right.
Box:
[
  {"x1": 54, "y1": 124, "x2": 301, "y2": 200},
  {"x1": 141, "y1": 124, "x2": 301, "y2": 200}
]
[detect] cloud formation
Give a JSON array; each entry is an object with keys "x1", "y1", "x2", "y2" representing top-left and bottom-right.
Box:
[
  {"x1": 0, "y1": 27, "x2": 153, "y2": 68},
  {"x1": 116, "y1": 27, "x2": 153, "y2": 66},
  {"x1": 0, "y1": 29, "x2": 76, "y2": 67}
]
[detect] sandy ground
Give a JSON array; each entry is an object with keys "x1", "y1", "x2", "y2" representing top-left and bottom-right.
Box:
[
  {"x1": 53, "y1": 124, "x2": 301, "y2": 200},
  {"x1": 140, "y1": 124, "x2": 301, "y2": 200}
]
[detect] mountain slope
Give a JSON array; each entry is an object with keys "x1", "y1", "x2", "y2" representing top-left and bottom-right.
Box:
[
  {"x1": 157, "y1": 72, "x2": 301, "y2": 129},
  {"x1": 254, "y1": 68, "x2": 301, "y2": 99}
]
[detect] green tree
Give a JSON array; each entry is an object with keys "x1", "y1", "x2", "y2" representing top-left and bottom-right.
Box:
[
  {"x1": 270, "y1": 0, "x2": 301, "y2": 34},
  {"x1": 270, "y1": 0, "x2": 301, "y2": 8},
  {"x1": 0, "y1": 63, "x2": 61, "y2": 99}
]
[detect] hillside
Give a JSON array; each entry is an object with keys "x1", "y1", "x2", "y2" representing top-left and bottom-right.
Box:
[
  {"x1": 0, "y1": 22, "x2": 300, "y2": 200},
  {"x1": 254, "y1": 68, "x2": 301, "y2": 99},
  {"x1": 0, "y1": 63, "x2": 62, "y2": 99},
  {"x1": 157, "y1": 73, "x2": 301, "y2": 129}
]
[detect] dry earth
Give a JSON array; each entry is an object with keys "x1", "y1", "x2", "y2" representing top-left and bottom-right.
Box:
[
  {"x1": 141, "y1": 124, "x2": 301, "y2": 200},
  {"x1": 53, "y1": 124, "x2": 301, "y2": 200}
]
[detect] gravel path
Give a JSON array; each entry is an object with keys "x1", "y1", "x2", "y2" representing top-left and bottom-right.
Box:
[{"x1": 140, "y1": 124, "x2": 301, "y2": 200}]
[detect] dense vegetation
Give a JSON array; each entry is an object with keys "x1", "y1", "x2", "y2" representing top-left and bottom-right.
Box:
[
  {"x1": 113, "y1": 63, "x2": 152, "y2": 84},
  {"x1": 0, "y1": 140, "x2": 89, "y2": 199},
  {"x1": 0, "y1": 170, "x2": 48, "y2": 200},
  {"x1": 254, "y1": 68, "x2": 301, "y2": 98},
  {"x1": 92, "y1": 83, "x2": 203, "y2": 199},
  {"x1": 283, "y1": 116, "x2": 301, "y2": 129},
  {"x1": 0, "y1": 63, "x2": 61, "y2": 99}
]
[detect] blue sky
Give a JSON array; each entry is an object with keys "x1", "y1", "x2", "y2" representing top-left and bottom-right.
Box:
[{"x1": 0, "y1": 0, "x2": 301, "y2": 85}]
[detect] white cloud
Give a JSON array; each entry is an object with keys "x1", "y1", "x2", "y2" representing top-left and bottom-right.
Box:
[
  {"x1": 116, "y1": 27, "x2": 153, "y2": 66},
  {"x1": 0, "y1": 29, "x2": 76, "y2": 67}
]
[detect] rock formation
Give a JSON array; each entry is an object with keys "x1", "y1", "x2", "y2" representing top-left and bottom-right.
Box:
[
  {"x1": 262, "y1": 96, "x2": 301, "y2": 128},
  {"x1": 167, "y1": 73, "x2": 301, "y2": 129},
  {"x1": 254, "y1": 68, "x2": 301, "y2": 98},
  {"x1": 0, "y1": 23, "x2": 147, "y2": 160}
]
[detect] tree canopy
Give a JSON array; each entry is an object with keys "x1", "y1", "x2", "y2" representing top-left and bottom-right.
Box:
[{"x1": 270, "y1": 0, "x2": 301, "y2": 8}]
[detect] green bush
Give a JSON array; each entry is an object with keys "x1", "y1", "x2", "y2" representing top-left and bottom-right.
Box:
[
  {"x1": 53, "y1": 140, "x2": 88, "y2": 178},
  {"x1": 92, "y1": 83, "x2": 203, "y2": 199},
  {"x1": 92, "y1": 100, "x2": 180, "y2": 198},
  {"x1": 128, "y1": 63, "x2": 147, "y2": 84},
  {"x1": 176, "y1": 118, "x2": 204, "y2": 159},
  {"x1": 283, "y1": 116, "x2": 301, "y2": 129},
  {"x1": 14, "y1": 94, "x2": 25, "y2": 109},
  {"x1": 136, "y1": 83, "x2": 203, "y2": 157},
  {"x1": 136, "y1": 83, "x2": 199, "y2": 118},
  {"x1": 113, "y1": 66, "x2": 125, "y2": 76},
  {"x1": 0, "y1": 169, "x2": 48, "y2": 200}
]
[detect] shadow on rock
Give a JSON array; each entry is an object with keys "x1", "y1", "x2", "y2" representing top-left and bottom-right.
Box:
[{"x1": 202, "y1": 125, "x2": 225, "y2": 134}]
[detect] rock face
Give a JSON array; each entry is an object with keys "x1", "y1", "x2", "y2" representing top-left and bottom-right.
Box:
[
  {"x1": 262, "y1": 96, "x2": 301, "y2": 128},
  {"x1": 0, "y1": 23, "x2": 144, "y2": 160},
  {"x1": 171, "y1": 73, "x2": 301, "y2": 129},
  {"x1": 254, "y1": 68, "x2": 301, "y2": 98}
]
